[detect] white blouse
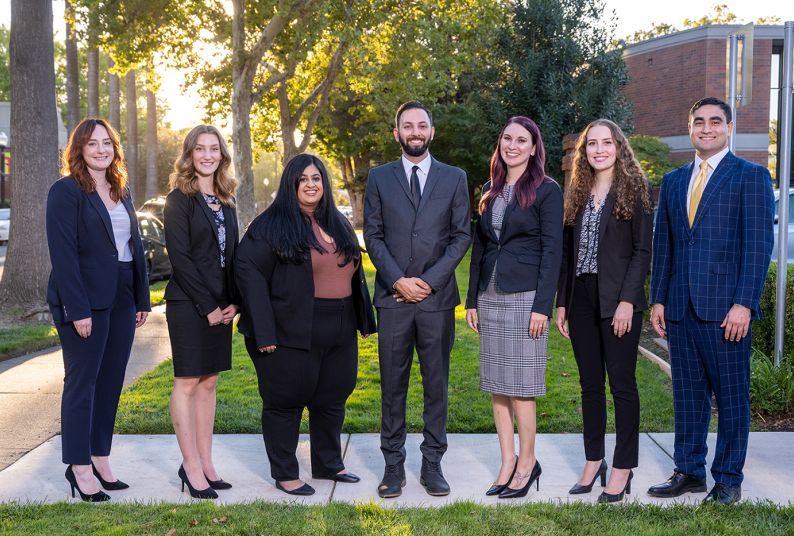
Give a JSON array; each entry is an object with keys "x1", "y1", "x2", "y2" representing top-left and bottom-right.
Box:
[{"x1": 108, "y1": 203, "x2": 133, "y2": 262}]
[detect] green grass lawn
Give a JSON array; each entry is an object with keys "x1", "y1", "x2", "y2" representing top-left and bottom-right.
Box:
[
  {"x1": 1, "y1": 501, "x2": 792, "y2": 535},
  {"x1": 0, "y1": 323, "x2": 59, "y2": 361},
  {"x1": 116, "y1": 250, "x2": 676, "y2": 434},
  {"x1": 149, "y1": 279, "x2": 167, "y2": 307}
]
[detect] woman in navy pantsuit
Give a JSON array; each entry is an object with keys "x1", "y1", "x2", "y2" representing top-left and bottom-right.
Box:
[
  {"x1": 46, "y1": 118, "x2": 150, "y2": 502},
  {"x1": 164, "y1": 125, "x2": 239, "y2": 499}
]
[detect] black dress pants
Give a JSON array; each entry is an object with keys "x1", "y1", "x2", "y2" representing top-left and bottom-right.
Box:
[
  {"x1": 246, "y1": 297, "x2": 358, "y2": 481},
  {"x1": 568, "y1": 274, "x2": 640, "y2": 469},
  {"x1": 56, "y1": 262, "x2": 136, "y2": 465}
]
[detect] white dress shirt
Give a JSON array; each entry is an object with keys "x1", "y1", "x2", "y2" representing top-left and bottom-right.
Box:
[
  {"x1": 686, "y1": 145, "x2": 729, "y2": 207},
  {"x1": 401, "y1": 154, "x2": 432, "y2": 193}
]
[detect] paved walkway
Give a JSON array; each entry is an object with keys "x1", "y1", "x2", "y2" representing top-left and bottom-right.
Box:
[
  {"x1": 0, "y1": 432, "x2": 791, "y2": 505},
  {"x1": 0, "y1": 305, "x2": 170, "y2": 470}
]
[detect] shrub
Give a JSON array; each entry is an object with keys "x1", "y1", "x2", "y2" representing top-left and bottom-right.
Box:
[
  {"x1": 752, "y1": 262, "x2": 794, "y2": 359},
  {"x1": 629, "y1": 135, "x2": 678, "y2": 186},
  {"x1": 750, "y1": 348, "x2": 794, "y2": 414}
]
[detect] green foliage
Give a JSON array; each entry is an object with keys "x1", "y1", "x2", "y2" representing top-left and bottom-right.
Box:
[
  {"x1": 629, "y1": 135, "x2": 677, "y2": 186},
  {"x1": 490, "y1": 0, "x2": 633, "y2": 182},
  {"x1": 752, "y1": 262, "x2": 794, "y2": 360},
  {"x1": 0, "y1": 323, "x2": 59, "y2": 361},
  {"x1": 0, "y1": 26, "x2": 9, "y2": 101},
  {"x1": 750, "y1": 348, "x2": 794, "y2": 415}
]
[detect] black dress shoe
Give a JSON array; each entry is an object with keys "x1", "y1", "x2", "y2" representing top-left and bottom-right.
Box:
[
  {"x1": 420, "y1": 458, "x2": 450, "y2": 496},
  {"x1": 313, "y1": 471, "x2": 361, "y2": 483},
  {"x1": 499, "y1": 460, "x2": 542, "y2": 499},
  {"x1": 486, "y1": 456, "x2": 518, "y2": 496},
  {"x1": 65, "y1": 465, "x2": 111, "y2": 502},
  {"x1": 647, "y1": 471, "x2": 706, "y2": 498},
  {"x1": 177, "y1": 465, "x2": 218, "y2": 499},
  {"x1": 275, "y1": 480, "x2": 315, "y2": 496},
  {"x1": 597, "y1": 470, "x2": 633, "y2": 503},
  {"x1": 378, "y1": 464, "x2": 406, "y2": 498},
  {"x1": 205, "y1": 475, "x2": 232, "y2": 490},
  {"x1": 703, "y1": 483, "x2": 741, "y2": 505},
  {"x1": 569, "y1": 459, "x2": 607, "y2": 495},
  {"x1": 92, "y1": 463, "x2": 129, "y2": 491}
]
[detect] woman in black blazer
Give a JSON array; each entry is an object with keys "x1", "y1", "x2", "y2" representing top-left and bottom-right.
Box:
[
  {"x1": 465, "y1": 116, "x2": 563, "y2": 499},
  {"x1": 46, "y1": 118, "x2": 150, "y2": 502},
  {"x1": 163, "y1": 125, "x2": 239, "y2": 499},
  {"x1": 236, "y1": 154, "x2": 376, "y2": 496},
  {"x1": 555, "y1": 119, "x2": 652, "y2": 503}
]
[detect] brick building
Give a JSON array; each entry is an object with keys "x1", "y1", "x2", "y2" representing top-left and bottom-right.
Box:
[{"x1": 623, "y1": 24, "x2": 788, "y2": 180}]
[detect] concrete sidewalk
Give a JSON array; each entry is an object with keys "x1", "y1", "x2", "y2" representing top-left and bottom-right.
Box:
[
  {"x1": 0, "y1": 305, "x2": 171, "y2": 470},
  {"x1": 0, "y1": 432, "x2": 791, "y2": 506}
]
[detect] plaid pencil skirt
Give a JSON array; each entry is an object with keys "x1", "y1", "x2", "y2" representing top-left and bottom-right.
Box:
[{"x1": 477, "y1": 273, "x2": 548, "y2": 397}]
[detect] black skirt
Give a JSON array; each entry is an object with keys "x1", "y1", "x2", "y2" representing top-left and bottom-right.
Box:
[{"x1": 166, "y1": 300, "x2": 233, "y2": 377}]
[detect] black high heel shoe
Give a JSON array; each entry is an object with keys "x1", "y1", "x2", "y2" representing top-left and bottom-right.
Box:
[
  {"x1": 597, "y1": 470, "x2": 633, "y2": 503},
  {"x1": 498, "y1": 460, "x2": 542, "y2": 499},
  {"x1": 92, "y1": 463, "x2": 129, "y2": 491},
  {"x1": 65, "y1": 465, "x2": 110, "y2": 502},
  {"x1": 204, "y1": 474, "x2": 233, "y2": 490},
  {"x1": 569, "y1": 459, "x2": 607, "y2": 494},
  {"x1": 486, "y1": 456, "x2": 518, "y2": 496},
  {"x1": 177, "y1": 465, "x2": 218, "y2": 499}
]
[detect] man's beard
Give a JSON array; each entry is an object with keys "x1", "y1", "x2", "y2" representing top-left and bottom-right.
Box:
[{"x1": 399, "y1": 134, "x2": 432, "y2": 157}]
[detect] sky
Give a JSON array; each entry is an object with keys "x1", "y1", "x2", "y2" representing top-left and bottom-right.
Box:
[{"x1": 1, "y1": 1, "x2": 793, "y2": 130}]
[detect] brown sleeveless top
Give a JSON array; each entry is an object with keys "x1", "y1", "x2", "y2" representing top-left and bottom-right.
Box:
[{"x1": 309, "y1": 220, "x2": 356, "y2": 298}]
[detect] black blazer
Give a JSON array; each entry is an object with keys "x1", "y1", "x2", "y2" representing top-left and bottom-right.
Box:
[
  {"x1": 235, "y1": 224, "x2": 377, "y2": 350},
  {"x1": 46, "y1": 176, "x2": 150, "y2": 323},
  {"x1": 163, "y1": 189, "x2": 240, "y2": 316},
  {"x1": 556, "y1": 189, "x2": 653, "y2": 318},
  {"x1": 466, "y1": 179, "x2": 564, "y2": 317}
]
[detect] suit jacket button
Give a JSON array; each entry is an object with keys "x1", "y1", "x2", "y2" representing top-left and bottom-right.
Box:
[
  {"x1": 412, "y1": 232, "x2": 418, "y2": 237},
  {"x1": 409, "y1": 257, "x2": 414, "y2": 262}
]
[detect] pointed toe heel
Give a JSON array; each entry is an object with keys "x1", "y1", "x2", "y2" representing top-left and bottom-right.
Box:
[
  {"x1": 65, "y1": 465, "x2": 110, "y2": 502},
  {"x1": 177, "y1": 465, "x2": 218, "y2": 499},
  {"x1": 569, "y1": 459, "x2": 608, "y2": 495},
  {"x1": 91, "y1": 463, "x2": 129, "y2": 491}
]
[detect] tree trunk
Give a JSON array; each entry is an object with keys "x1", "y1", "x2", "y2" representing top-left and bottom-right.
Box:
[
  {"x1": 125, "y1": 69, "x2": 139, "y2": 202},
  {"x1": 231, "y1": 0, "x2": 256, "y2": 228},
  {"x1": 87, "y1": 46, "x2": 99, "y2": 117},
  {"x1": 108, "y1": 58, "x2": 121, "y2": 131},
  {"x1": 351, "y1": 155, "x2": 369, "y2": 228},
  {"x1": 0, "y1": 0, "x2": 59, "y2": 312},
  {"x1": 64, "y1": 0, "x2": 79, "y2": 134},
  {"x1": 145, "y1": 86, "x2": 158, "y2": 200}
]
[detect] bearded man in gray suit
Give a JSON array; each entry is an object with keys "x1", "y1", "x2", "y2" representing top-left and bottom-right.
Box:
[{"x1": 364, "y1": 101, "x2": 471, "y2": 498}]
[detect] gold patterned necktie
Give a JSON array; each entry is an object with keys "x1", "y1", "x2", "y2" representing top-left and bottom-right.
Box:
[{"x1": 688, "y1": 160, "x2": 709, "y2": 227}]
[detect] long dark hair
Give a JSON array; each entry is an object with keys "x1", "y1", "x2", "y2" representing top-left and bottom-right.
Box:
[
  {"x1": 249, "y1": 153, "x2": 360, "y2": 265},
  {"x1": 479, "y1": 116, "x2": 550, "y2": 214}
]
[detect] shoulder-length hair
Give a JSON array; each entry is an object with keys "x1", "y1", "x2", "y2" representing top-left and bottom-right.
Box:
[
  {"x1": 564, "y1": 119, "x2": 652, "y2": 225},
  {"x1": 248, "y1": 153, "x2": 360, "y2": 266},
  {"x1": 169, "y1": 125, "x2": 237, "y2": 206},
  {"x1": 479, "y1": 116, "x2": 551, "y2": 214},
  {"x1": 61, "y1": 118, "x2": 127, "y2": 202}
]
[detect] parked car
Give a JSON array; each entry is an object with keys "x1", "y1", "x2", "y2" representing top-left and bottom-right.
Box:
[
  {"x1": 772, "y1": 189, "x2": 794, "y2": 264},
  {"x1": 139, "y1": 195, "x2": 166, "y2": 222},
  {"x1": 0, "y1": 208, "x2": 8, "y2": 244},
  {"x1": 338, "y1": 205, "x2": 353, "y2": 224},
  {"x1": 137, "y1": 211, "x2": 171, "y2": 281}
]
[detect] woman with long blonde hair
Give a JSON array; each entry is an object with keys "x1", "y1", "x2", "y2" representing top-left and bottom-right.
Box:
[
  {"x1": 556, "y1": 119, "x2": 652, "y2": 503},
  {"x1": 163, "y1": 125, "x2": 239, "y2": 499}
]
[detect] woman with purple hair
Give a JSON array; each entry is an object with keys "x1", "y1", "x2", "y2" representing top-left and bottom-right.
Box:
[{"x1": 465, "y1": 116, "x2": 563, "y2": 499}]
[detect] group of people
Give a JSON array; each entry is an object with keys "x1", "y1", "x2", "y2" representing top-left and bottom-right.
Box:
[{"x1": 46, "y1": 96, "x2": 774, "y2": 506}]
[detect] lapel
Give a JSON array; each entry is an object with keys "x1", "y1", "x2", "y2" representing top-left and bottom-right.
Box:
[
  {"x1": 691, "y1": 152, "x2": 736, "y2": 230},
  {"x1": 597, "y1": 191, "x2": 616, "y2": 246},
  {"x1": 390, "y1": 161, "x2": 415, "y2": 208},
  {"x1": 196, "y1": 194, "x2": 221, "y2": 247},
  {"x1": 481, "y1": 198, "x2": 499, "y2": 243},
  {"x1": 221, "y1": 205, "x2": 236, "y2": 258},
  {"x1": 499, "y1": 198, "x2": 518, "y2": 244},
  {"x1": 417, "y1": 157, "x2": 439, "y2": 214},
  {"x1": 572, "y1": 202, "x2": 585, "y2": 261},
  {"x1": 121, "y1": 194, "x2": 140, "y2": 243},
  {"x1": 86, "y1": 191, "x2": 115, "y2": 247},
  {"x1": 675, "y1": 162, "x2": 696, "y2": 235}
]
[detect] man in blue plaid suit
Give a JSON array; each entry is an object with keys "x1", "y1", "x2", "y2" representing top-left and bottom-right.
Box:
[{"x1": 647, "y1": 97, "x2": 774, "y2": 505}]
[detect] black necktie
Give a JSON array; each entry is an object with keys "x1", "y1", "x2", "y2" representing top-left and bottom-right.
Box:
[{"x1": 410, "y1": 165, "x2": 421, "y2": 207}]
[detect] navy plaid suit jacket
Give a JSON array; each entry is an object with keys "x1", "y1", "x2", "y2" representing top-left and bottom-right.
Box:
[{"x1": 651, "y1": 151, "x2": 774, "y2": 322}]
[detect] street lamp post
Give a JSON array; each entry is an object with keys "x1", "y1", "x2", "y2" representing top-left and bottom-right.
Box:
[{"x1": 0, "y1": 131, "x2": 8, "y2": 208}]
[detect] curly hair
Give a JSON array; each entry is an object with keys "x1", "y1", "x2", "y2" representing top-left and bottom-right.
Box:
[
  {"x1": 564, "y1": 119, "x2": 652, "y2": 225},
  {"x1": 479, "y1": 116, "x2": 551, "y2": 214},
  {"x1": 169, "y1": 125, "x2": 237, "y2": 206},
  {"x1": 61, "y1": 118, "x2": 128, "y2": 202}
]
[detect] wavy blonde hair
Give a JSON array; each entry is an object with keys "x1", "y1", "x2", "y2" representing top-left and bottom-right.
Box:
[
  {"x1": 61, "y1": 118, "x2": 128, "y2": 202},
  {"x1": 564, "y1": 119, "x2": 651, "y2": 225},
  {"x1": 169, "y1": 125, "x2": 237, "y2": 206}
]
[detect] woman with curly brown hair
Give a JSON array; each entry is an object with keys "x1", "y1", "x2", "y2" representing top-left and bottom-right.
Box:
[
  {"x1": 164, "y1": 125, "x2": 240, "y2": 499},
  {"x1": 555, "y1": 119, "x2": 652, "y2": 503},
  {"x1": 47, "y1": 118, "x2": 150, "y2": 501}
]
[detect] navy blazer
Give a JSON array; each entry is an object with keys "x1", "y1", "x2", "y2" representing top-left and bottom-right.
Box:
[
  {"x1": 163, "y1": 189, "x2": 240, "y2": 316},
  {"x1": 363, "y1": 157, "x2": 471, "y2": 311},
  {"x1": 651, "y1": 151, "x2": 774, "y2": 322},
  {"x1": 466, "y1": 179, "x2": 563, "y2": 316},
  {"x1": 557, "y1": 189, "x2": 653, "y2": 318},
  {"x1": 46, "y1": 176, "x2": 151, "y2": 323},
  {"x1": 235, "y1": 222, "x2": 377, "y2": 350}
]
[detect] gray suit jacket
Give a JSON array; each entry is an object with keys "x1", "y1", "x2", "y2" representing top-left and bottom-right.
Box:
[{"x1": 364, "y1": 156, "x2": 471, "y2": 310}]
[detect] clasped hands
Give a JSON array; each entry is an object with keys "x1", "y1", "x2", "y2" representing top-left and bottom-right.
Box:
[
  {"x1": 207, "y1": 304, "x2": 238, "y2": 327},
  {"x1": 393, "y1": 277, "x2": 432, "y2": 304}
]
